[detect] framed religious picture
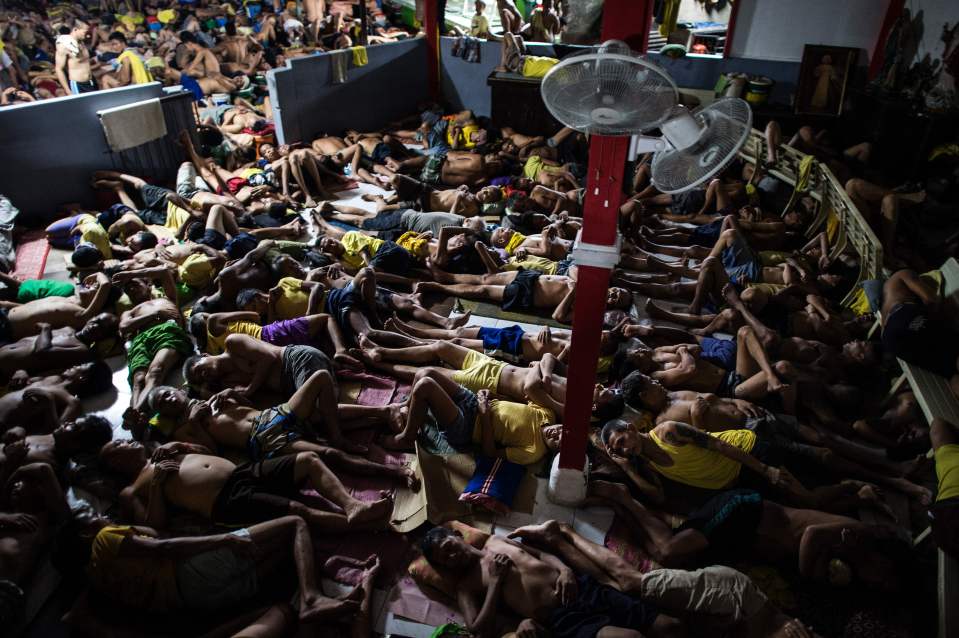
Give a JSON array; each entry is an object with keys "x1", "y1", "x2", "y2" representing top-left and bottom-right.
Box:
[{"x1": 795, "y1": 45, "x2": 858, "y2": 116}]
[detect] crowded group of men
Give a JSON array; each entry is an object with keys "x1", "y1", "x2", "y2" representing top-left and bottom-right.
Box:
[
  {"x1": 0, "y1": 24, "x2": 957, "y2": 636},
  {"x1": 0, "y1": 0, "x2": 415, "y2": 105}
]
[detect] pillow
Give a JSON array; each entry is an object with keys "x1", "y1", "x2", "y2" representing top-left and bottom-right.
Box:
[
  {"x1": 408, "y1": 521, "x2": 489, "y2": 597},
  {"x1": 459, "y1": 455, "x2": 525, "y2": 514}
]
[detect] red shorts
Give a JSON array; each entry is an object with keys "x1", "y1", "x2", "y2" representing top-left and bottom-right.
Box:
[{"x1": 217, "y1": 177, "x2": 248, "y2": 195}]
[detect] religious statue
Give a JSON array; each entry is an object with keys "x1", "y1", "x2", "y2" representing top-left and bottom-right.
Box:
[
  {"x1": 925, "y1": 22, "x2": 959, "y2": 112},
  {"x1": 872, "y1": 8, "x2": 920, "y2": 95}
]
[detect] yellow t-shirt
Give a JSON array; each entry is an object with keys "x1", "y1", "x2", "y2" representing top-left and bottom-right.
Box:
[
  {"x1": 473, "y1": 400, "x2": 555, "y2": 465},
  {"x1": 178, "y1": 253, "x2": 215, "y2": 289},
  {"x1": 396, "y1": 231, "x2": 430, "y2": 259},
  {"x1": 936, "y1": 444, "x2": 959, "y2": 502},
  {"x1": 503, "y1": 231, "x2": 527, "y2": 256},
  {"x1": 75, "y1": 214, "x2": 112, "y2": 259},
  {"x1": 274, "y1": 276, "x2": 309, "y2": 319},
  {"x1": 470, "y1": 14, "x2": 489, "y2": 36},
  {"x1": 648, "y1": 428, "x2": 756, "y2": 490},
  {"x1": 164, "y1": 203, "x2": 193, "y2": 232},
  {"x1": 504, "y1": 255, "x2": 558, "y2": 275},
  {"x1": 207, "y1": 320, "x2": 263, "y2": 354},
  {"x1": 339, "y1": 231, "x2": 384, "y2": 270},
  {"x1": 88, "y1": 526, "x2": 180, "y2": 611}
]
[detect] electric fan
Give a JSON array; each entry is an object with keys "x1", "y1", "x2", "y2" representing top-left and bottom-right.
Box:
[{"x1": 540, "y1": 40, "x2": 752, "y2": 193}]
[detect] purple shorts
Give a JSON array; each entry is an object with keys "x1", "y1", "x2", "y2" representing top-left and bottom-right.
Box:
[{"x1": 261, "y1": 318, "x2": 313, "y2": 347}]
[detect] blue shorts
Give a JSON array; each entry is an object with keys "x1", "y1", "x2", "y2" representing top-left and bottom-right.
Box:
[
  {"x1": 478, "y1": 325, "x2": 525, "y2": 356},
  {"x1": 721, "y1": 233, "x2": 760, "y2": 286},
  {"x1": 699, "y1": 337, "x2": 736, "y2": 371}
]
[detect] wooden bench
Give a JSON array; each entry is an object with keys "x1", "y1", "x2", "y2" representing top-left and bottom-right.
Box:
[
  {"x1": 885, "y1": 257, "x2": 959, "y2": 425},
  {"x1": 880, "y1": 257, "x2": 959, "y2": 638}
]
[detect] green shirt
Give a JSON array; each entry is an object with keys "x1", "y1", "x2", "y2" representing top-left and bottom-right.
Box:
[{"x1": 16, "y1": 279, "x2": 75, "y2": 302}]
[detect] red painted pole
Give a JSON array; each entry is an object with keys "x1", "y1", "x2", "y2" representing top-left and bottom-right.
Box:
[
  {"x1": 556, "y1": 0, "x2": 649, "y2": 472},
  {"x1": 723, "y1": 0, "x2": 742, "y2": 59},
  {"x1": 424, "y1": 0, "x2": 440, "y2": 101}
]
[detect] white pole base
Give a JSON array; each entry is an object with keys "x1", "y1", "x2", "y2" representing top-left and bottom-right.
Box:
[{"x1": 547, "y1": 454, "x2": 588, "y2": 507}]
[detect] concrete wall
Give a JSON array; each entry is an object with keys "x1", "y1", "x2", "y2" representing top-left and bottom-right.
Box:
[
  {"x1": 730, "y1": 0, "x2": 892, "y2": 63},
  {"x1": 268, "y1": 39, "x2": 427, "y2": 145},
  {"x1": 0, "y1": 83, "x2": 197, "y2": 224},
  {"x1": 440, "y1": 38, "x2": 569, "y2": 116},
  {"x1": 439, "y1": 37, "x2": 801, "y2": 114}
]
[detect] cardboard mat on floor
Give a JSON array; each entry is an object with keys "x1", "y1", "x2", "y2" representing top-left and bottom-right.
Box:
[{"x1": 456, "y1": 298, "x2": 569, "y2": 329}]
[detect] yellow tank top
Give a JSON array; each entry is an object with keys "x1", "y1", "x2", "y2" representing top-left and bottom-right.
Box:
[
  {"x1": 647, "y1": 428, "x2": 756, "y2": 490},
  {"x1": 274, "y1": 276, "x2": 308, "y2": 319},
  {"x1": 119, "y1": 49, "x2": 153, "y2": 84},
  {"x1": 207, "y1": 320, "x2": 263, "y2": 354}
]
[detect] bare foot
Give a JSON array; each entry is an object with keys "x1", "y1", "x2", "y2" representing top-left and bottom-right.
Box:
[
  {"x1": 447, "y1": 310, "x2": 471, "y2": 328},
  {"x1": 334, "y1": 351, "x2": 365, "y2": 371},
  {"x1": 298, "y1": 592, "x2": 360, "y2": 624},
  {"x1": 357, "y1": 335, "x2": 384, "y2": 363},
  {"x1": 305, "y1": 196, "x2": 318, "y2": 209},
  {"x1": 343, "y1": 491, "x2": 393, "y2": 524},
  {"x1": 767, "y1": 376, "x2": 786, "y2": 393},
  {"x1": 323, "y1": 554, "x2": 378, "y2": 582},
  {"x1": 386, "y1": 401, "x2": 408, "y2": 433},
  {"x1": 507, "y1": 519, "x2": 564, "y2": 545}
]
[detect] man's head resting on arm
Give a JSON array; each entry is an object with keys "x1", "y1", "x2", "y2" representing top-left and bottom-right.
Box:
[{"x1": 420, "y1": 527, "x2": 478, "y2": 572}]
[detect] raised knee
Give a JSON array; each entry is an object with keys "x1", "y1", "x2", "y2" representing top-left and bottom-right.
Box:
[
  {"x1": 736, "y1": 325, "x2": 752, "y2": 340},
  {"x1": 845, "y1": 177, "x2": 864, "y2": 195},
  {"x1": 299, "y1": 450, "x2": 323, "y2": 466},
  {"x1": 719, "y1": 307, "x2": 737, "y2": 321},
  {"x1": 773, "y1": 360, "x2": 793, "y2": 376}
]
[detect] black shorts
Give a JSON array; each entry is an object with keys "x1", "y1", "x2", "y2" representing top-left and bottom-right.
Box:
[
  {"x1": 325, "y1": 284, "x2": 361, "y2": 335},
  {"x1": 210, "y1": 455, "x2": 299, "y2": 527},
  {"x1": 196, "y1": 228, "x2": 228, "y2": 250},
  {"x1": 137, "y1": 183, "x2": 173, "y2": 221},
  {"x1": 502, "y1": 269, "x2": 541, "y2": 313},
  {"x1": 716, "y1": 370, "x2": 745, "y2": 398},
  {"x1": 370, "y1": 241, "x2": 413, "y2": 276},
  {"x1": 549, "y1": 574, "x2": 658, "y2": 638},
  {"x1": 882, "y1": 302, "x2": 959, "y2": 378},
  {"x1": 360, "y1": 209, "x2": 409, "y2": 232},
  {"x1": 0, "y1": 308, "x2": 12, "y2": 345},
  {"x1": 678, "y1": 489, "x2": 763, "y2": 561}
]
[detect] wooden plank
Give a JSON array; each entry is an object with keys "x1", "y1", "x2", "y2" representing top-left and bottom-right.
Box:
[{"x1": 900, "y1": 361, "x2": 959, "y2": 425}]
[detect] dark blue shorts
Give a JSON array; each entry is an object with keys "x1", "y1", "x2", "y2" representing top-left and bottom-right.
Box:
[
  {"x1": 549, "y1": 574, "x2": 658, "y2": 638},
  {"x1": 689, "y1": 217, "x2": 723, "y2": 246},
  {"x1": 478, "y1": 325, "x2": 525, "y2": 355},
  {"x1": 699, "y1": 337, "x2": 736, "y2": 370}
]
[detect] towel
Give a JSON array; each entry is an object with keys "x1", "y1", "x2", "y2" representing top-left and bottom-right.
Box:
[
  {"x1": 330, "y1": 49, "x2": 349, "y2": 83},
  {"x1": 350, "y1": 45, "x2": 368, "y2": 67},
  {"x1": 98, "y1": 98, "x2": 167, "y2": 152},
  {"x1": 55, "y1": 34, "x2": 81, "y2": 57},
  {"x1": 459, "y1": 455, "x2": 525, "y2": 514}
]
